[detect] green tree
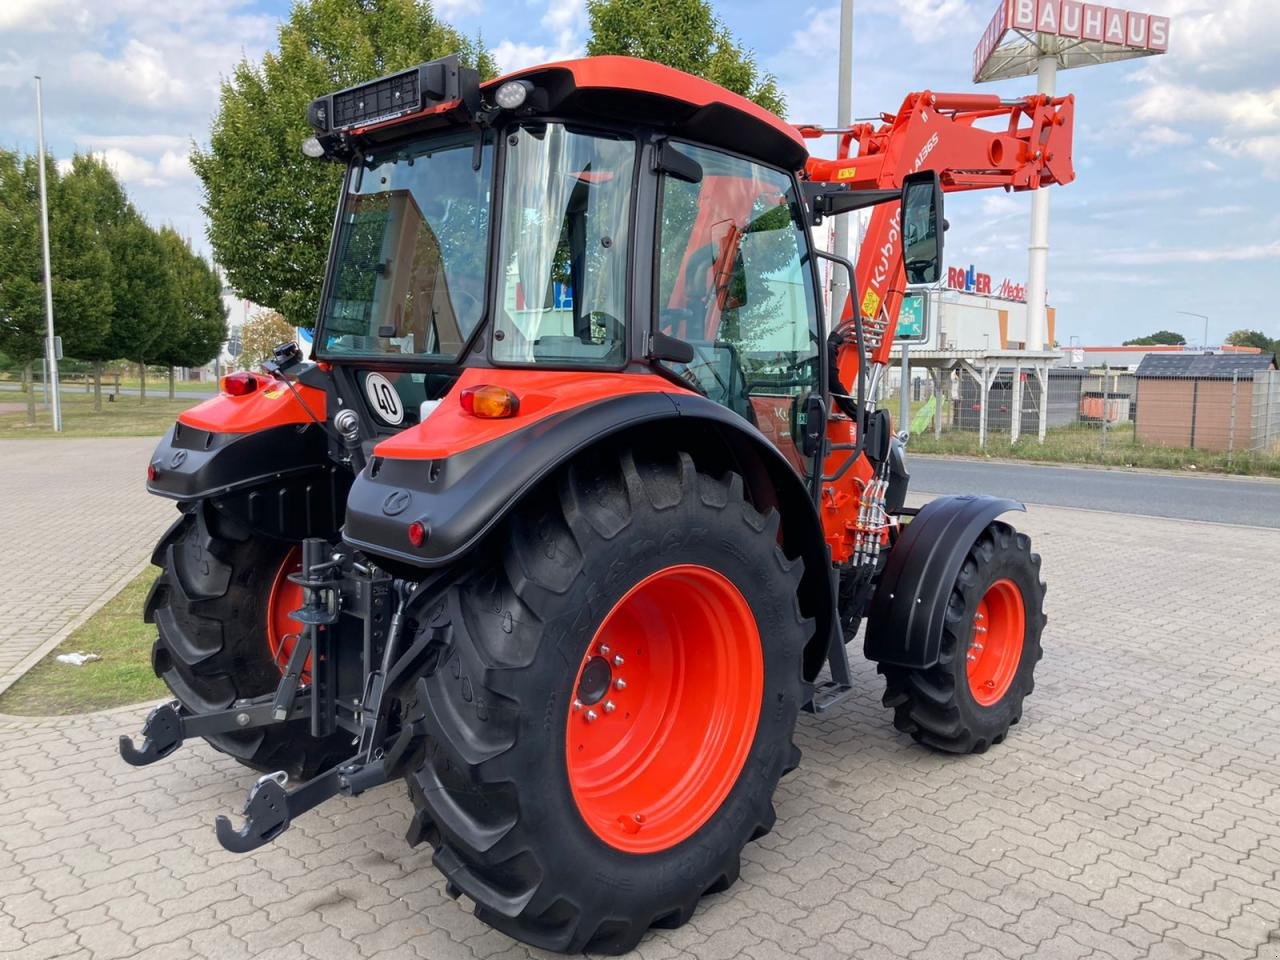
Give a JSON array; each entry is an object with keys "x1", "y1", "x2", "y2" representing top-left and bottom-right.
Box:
[
  {"x1": 55, "y1": 155, "x2": 125, "y2": 410},
  {"x1": 1224, "y1": 329, "x2": 1277, "y2": 354},
  {"x1": 154, "y1": 228, "x2": 228, "y2": 397},
  {"x1": 0, "y1": 151, "x2": 47, "y2": 424},
  {"x1": 107, "y1": 214, "x2": 175, "y2": 402},
  {"x1": 192, "y1": 0, "x2": 496, "y2": 329},
  {"x1": 240, "y1": 310, "x2": 299, "y2": 369},
  {"x1": 587, "y1": 0, "x2": 784, "y2": 114},
  {"x1": 1123, "y1": 329, "x2": 1186, "y2": 346}
]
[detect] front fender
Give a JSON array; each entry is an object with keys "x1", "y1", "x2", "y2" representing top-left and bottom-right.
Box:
[{"x1": 864, "y1": 495, "x2": 1024, "y2": 669}]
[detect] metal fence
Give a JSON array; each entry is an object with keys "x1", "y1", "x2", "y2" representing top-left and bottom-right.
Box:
[{"x1": 880, "y1": 363, "x2": 1280, "y2": 475}]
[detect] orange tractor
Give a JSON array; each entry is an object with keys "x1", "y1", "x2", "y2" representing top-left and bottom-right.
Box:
[{"x1": 122, "y1": 55, "x2": 1072, "y2": 953}]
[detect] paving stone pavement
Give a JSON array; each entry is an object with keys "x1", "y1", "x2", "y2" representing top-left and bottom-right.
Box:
[
  {"x1": 0, "y1": 438, "x2": 177, "y2": 693},
  {"x1": 3, "y1": 497, "x2": 1280, "y2": 960}
]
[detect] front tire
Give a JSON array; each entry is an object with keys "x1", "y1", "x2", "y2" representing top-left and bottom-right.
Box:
[
  {"x1": 400, "y1": 451, "x2": 810, "y2": 954},
  {"x1": 145, "y1": 504, "x2": 352, "y2": 779},
  {"x1": 880, "y1": 520, "x2": 1046, "y2": 754}
]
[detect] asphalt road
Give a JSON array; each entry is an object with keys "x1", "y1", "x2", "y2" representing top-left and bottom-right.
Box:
[{"x1": 908, "y1": 454, "x2": 1280, "y2": 529}]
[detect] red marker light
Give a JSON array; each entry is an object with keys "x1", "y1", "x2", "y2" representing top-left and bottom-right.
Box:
[
  {"x1": 407, "y1": 520, "x2": 427, "y2": 548},
  {"x1": 459, "y1": 384, "x2": 520, "y2": 419},
  {"x1": 220, "y1": 371, "x2": 259, "y2": 397},
  {"x1": 147, "y1": 463, "x2": 158, "y2": 482}
]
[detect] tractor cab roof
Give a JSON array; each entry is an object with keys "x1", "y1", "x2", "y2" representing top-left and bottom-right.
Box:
[
  {"x1": 311, "y1": 55, "x2": 808, "y2": 172},
  {"x1": 494, "y1": 57, "x2": 808, "y2": 171}
]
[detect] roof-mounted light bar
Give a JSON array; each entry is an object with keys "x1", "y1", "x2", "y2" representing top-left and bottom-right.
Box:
[{"x1": 306, "y1": 55, "x2": 479, "y2": 138}]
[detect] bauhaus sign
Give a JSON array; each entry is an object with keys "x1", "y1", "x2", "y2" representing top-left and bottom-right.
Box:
[
  {"x1": 975, "y1": 0, "x2": 1170, "y2": 81},
  {"x1": 1014, "y1": 1, "x2": 1167, "y2": 48}
]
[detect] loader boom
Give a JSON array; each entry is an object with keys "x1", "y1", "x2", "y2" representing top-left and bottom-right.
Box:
[{"x1": 800, "y1": 90, "x2": 1075, "y2": 381}]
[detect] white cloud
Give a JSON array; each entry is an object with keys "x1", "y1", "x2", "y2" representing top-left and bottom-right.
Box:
[
  {"x1": 1130, "y1": 0, "x2": 1280, "y2": 82},
  {"x1": 1194, "y1": 204, "x2": 1249, "y2": 218},
  {"x1": 861, "y1": 0, "x2": 979, "y2": 44},
  {"x1": 980, "y1": 193, "x2": 1022, "y2": 219},
  {"x1": 541, "y1": 0, "x2": 587, "y2": 50},
  {"x1": 492, "y1": 0, "x2": 587, "y2": 74},
  {"x1": 1131, "y1": 85, "x2": 1280, "y2": 134},
  {"x1": 156, "y1": 149, "x2": 193, "y2": 181},
  {"x1": 1127, "y1": 124, "x2": 1194, "y2": 156},
  {"x1": 492, "y1": 40, "x2": 556, "y2": 74},
  {"x1": 433, "y1": 0, "x2": 478, "y2": 16},
  {"x1": 0, "y1": 0, "x2": 276, "y2": 254},
  {"x1": 76, "y1": 133, "x2": 189, "y2": 153},
  {"x1": 1120, "y1": 4, "x2": 1280, "y2": 181},
  {"x1": 76, "y1": 145, "x2": 193, "y2": 188},
  {"x1": 1102, "y1": 241, "x2": 1280, "y2": 266},
  {"x1": 93, "y1": 147, "x2": 158, "y2": 184},
  {"x1": 1209, "y1": 134, "x2": 1280, "y2": 179}
]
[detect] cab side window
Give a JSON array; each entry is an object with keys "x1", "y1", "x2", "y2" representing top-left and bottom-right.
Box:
[{"x1": 656, "y1": 144, "x2": 820, "y2": 472}]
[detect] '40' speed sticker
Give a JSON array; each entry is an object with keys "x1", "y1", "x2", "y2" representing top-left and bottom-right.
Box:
[{"x1": 364, "y1": 372, "x2": 404, "y2": 425}]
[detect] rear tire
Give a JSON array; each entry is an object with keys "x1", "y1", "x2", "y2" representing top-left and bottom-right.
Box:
[
  {"x1": 399, "y1": 450, "x2": 810, "y2": 954},
  {"x1": 145, "y1": 503, "x2": 351, "y2": 779},
  {"x1": 879, "y1": 520, "x2": 1046, "y2": 754}
]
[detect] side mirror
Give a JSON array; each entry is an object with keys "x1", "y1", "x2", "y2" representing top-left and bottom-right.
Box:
[{"x1": 900, "y1": 172, "x2": 944, "y2": 284}]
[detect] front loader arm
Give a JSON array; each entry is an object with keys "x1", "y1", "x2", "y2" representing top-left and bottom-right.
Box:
[
  {"x1": 800, "y1": 90, "x2": 1075, "y2": 371},
  {"x1": 797, "y1": 90, "x2": 1074, "y2": 567}
]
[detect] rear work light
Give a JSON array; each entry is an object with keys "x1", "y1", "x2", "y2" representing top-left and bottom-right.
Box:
[
  {"x1": 306, "y1": 55, "x2": 478, "y2": 135},
  {"x1": 220, "y1": 371, "x2": 259, "y2": 397},
  {"x1": 459, "y1": 385, "x2": 520, "y2": 419}
]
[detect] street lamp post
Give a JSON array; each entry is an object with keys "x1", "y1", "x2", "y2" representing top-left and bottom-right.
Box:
[
  {"x1": 1177, "y1": 311, "x2": 1210, "y2": 351},
  {"x1": 830, "y1": 0, "x2": 855, "y2": 317},
  {"x1": 34, "y1": 75, "x2": 62, "y2": 432}
]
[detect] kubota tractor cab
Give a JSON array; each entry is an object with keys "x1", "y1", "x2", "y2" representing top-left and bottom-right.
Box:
[{"x1": 122, "y1": 55, "x2": 1064, "y2": 954}]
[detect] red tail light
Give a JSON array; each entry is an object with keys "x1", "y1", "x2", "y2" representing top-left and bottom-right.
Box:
[
  {"x1": 221, "y1": 371, "x2": 259, "y2": 397},
  {"x1": 147, "y1": 463, "x2": 158, "y2": 482},
  {"x1": 407, "y1": 520, "x2": 428, "y2": 548},
  {"x1": 459, "y1": 385, "x2": 520, "y2": 419}
]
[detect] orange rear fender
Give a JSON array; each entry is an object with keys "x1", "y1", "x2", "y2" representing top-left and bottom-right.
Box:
[
  {"x1": 373, "y1": 368, "x2": 688, "y2": 460},
  {"x1": 178, "y1": 381, "x2": 327, "y2": 434}
]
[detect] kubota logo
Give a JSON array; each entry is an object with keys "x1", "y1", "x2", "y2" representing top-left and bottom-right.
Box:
[{"x1": 381, "y1": 490, "x2": 412, "y2": 516}]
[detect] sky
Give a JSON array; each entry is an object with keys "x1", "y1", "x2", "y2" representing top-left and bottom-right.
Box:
[{"x1": 0, "y1": 0, "x2": 1276, "y2": 347}]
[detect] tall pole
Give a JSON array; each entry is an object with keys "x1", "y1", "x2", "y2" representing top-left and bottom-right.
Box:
[
  {"x1": 1177, "y1": 311, "x2": 1209, "y2": 350},
  {"x1": 831, "y1": 0, "x2": 855, "y2": 317},
  {"x1": 1024, "y1": 54, "x2": 1056, "y2": 352},
  {"x1": 899, "y1": 343, "x2": 910, "y2": 436},
  {"x1": 34, "y1": 75, "x2": 62, "y2": 432}
]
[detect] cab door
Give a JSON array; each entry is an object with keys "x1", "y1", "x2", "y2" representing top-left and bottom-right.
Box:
[{"x1": 653, "y1": 142, "x2": 824, "y2": 480}]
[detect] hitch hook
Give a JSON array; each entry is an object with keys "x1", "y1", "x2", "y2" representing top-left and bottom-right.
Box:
[
  {"x1": 118, "y1": 701, "x2": 184, "y2": 766},
  {"x1": 215, "y1": 772, "x2": 291, "y2": 853}
]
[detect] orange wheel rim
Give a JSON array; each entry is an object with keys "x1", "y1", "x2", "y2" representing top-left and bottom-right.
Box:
[
  {"x1": 565, "y1": 564, "x2": 763, "y2": 854},
  {"x1": 267, "y1": 547, "x2": 310, "y2": 683},
  {"x1": 966, "y1": 577, "x2": 1025, "y2": 706}
]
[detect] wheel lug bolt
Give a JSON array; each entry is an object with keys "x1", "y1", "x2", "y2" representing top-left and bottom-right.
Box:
[
  {"x1": 586, "y1": 709, "x2": 598, "y2": 722},
  {"x1": 613, "y1": 655, "x2": 624, "y2": 666},
  {"x1": 573, "y1": 699, "x2": 583, "y2": 711},
  {"x1": 600, "y1": 645, "x2": 610, "y2": 655},
  {"x1": 604, "y1": 700, "x2": 615, "y2": 713},
  {"x1": 614, "y1": 678, "x2": 626, "y2": 690}
]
